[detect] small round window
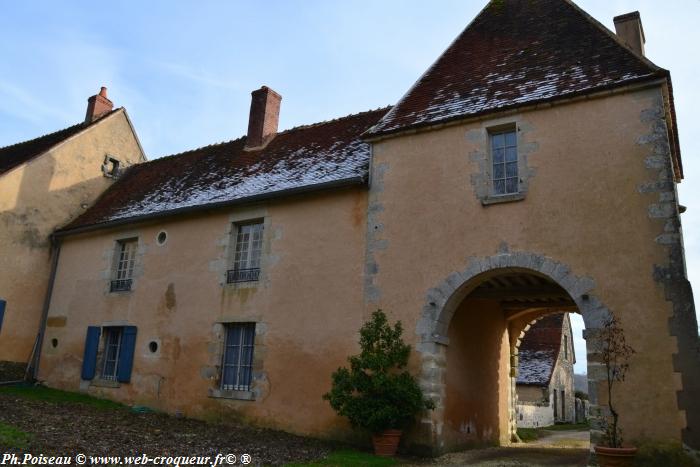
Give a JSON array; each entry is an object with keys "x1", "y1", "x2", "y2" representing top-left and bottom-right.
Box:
[
  {"x1": 149, "y1": 341, "x2": 158, "y2": 353},
  {"x1": 51, "y1": 338, "x2": 58, "y2": 348},
  {"x1": 156, "y1": 231, "x2": 167, "y2": 245}
]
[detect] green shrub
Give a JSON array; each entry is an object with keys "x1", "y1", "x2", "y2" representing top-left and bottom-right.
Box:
[{"x1": 323, "y1": 310, "x2": 434, "y2": 434}]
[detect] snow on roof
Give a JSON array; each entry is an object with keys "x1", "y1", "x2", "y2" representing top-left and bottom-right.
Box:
[
  {"x1": 516, "y1": 314, "x2": 565, "y2": 386},
  {"x1": 61, "y1": 107, "x2": 389, "y2": 232},
  {"x1": 367, "y1": 0, "x2": 663, "y2": 138}
]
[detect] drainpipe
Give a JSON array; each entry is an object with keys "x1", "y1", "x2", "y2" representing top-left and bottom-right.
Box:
[{"x1": 29, "y1": 234, "x2": 62, "y2": 381}]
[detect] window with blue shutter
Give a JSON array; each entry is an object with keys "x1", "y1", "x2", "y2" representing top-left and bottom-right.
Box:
[
  {"x1": 221, "y1": 323, "x2": 255, "y2": 391},
  {"x1": 0, "y1": 299, "x2": 6, "y2": 333},
  {"x1": 101, "y1": 327, "x2": 122, "y2": 381},
  {"x1": 116, "y1": 326, "x2": 137, "y2": 383},
  {"x1": 81, "y1": 326, "x2": 101, "y2": 380}
]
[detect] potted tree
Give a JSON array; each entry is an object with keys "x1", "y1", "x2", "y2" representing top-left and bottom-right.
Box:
[
  {"x1": 594, "y1": 315, "x2": 637, "y2": 467},
  {"x1": 323, "y1": 310, "x2": 434, "y2": 457}
]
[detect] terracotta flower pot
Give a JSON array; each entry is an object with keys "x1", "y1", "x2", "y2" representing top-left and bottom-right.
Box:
[
  {"x1": 372, "y1": 429, "x2": 402, "y2": 457},
  {"x1": 594, "y1": 445, "x2": 637, "y2": 467}
]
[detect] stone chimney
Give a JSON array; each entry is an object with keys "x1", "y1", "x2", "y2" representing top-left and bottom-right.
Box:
[
  {"x1": 85, "y1": 87, "x2": 114, "y2": 123},
  {"x1": 614, "y1": 11, "x2": 646, "y2": 57},
  {"x1": 245, "y1": 86, "x2": 281, "y2": 149}
]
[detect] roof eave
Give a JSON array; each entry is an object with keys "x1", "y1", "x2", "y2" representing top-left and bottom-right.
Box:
[
  {"x1": 363, "y1": 73, "x2": 667, "y2": 143},
  {"x1": 54, "y1": 175, "x2": 368, "y2": 238}
]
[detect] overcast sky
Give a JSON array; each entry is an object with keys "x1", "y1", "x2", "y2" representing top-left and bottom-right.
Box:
[{"x1": 2, "y1": 1, "x2": 698, "y2": 375}]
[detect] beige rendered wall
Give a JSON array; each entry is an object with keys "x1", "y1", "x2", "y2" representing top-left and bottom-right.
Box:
[
  {"x1": 444, "y1": 298, "x2": 511, "y2": 448},
  {"x1": 38, "y1": 188, "x2": 368, "y2": 439},
  {"x1": 365, "y1": 85, "x2": 687, "y2": 449},
  {"x1": 0, "y1": 110, "x2": 144, "y2": 365}
]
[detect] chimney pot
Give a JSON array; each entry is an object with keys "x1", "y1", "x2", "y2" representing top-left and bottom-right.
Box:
[
  {"x1": 246, "y1": 86, "x2": 281, "y2": 149},
  {"x1": 85, "y1": 86, "x2": 114, "y2": 123},
  {"x1": 614, "y1": 11, "x2": 646, "y2": 57}
]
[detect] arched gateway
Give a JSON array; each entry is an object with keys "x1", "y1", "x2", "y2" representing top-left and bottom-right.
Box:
[{"x1": 414, "y1": 251, "x2": 611, "y2": 454}]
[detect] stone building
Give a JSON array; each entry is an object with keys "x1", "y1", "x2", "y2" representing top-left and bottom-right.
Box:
[
  {"x1": 0, "y1": 88, "x2": 145, "y2": 380},
  {"x1": 29, "y1": 0, "x2": 700, "y2": 456},
  {"x1": 515, "y1": 313, "x2": 575, "y2": 428}
]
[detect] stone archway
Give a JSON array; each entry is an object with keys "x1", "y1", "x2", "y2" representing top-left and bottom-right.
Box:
[{"x1": 413, "y1": 251, "x2": 612, "y2": 455}]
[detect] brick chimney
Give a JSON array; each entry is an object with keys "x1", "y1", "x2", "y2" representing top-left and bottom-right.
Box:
[
  {"x1": 245, "y1": 86, "x2": 281, "y2": 149},
  {"x1": 614, "y1": 11, "x2": 646, "y2": 57},
  {"x1": 85, "y1": 86, "x2": 114, "y2": 123}
]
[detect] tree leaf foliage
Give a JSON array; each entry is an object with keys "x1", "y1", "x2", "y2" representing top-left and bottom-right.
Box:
[{"x1": 323, "y1": 310, "x2": 435, "y2": 434}]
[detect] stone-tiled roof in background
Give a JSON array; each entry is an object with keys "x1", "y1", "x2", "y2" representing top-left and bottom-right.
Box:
[
  {"x1": 516, "y1": 313, "x2": 565, "y2": 386},
  {"x1": 60, "y1": 107, "x2": 389, "y2": 232},
  {"x1": 0, "y1": 109, "x2": 120, "y2": 176},
  {"x1": 367, "y1": 0, "x2": 665, "y2": 138}
]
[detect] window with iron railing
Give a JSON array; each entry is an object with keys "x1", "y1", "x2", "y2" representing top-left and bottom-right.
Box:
[
  {"x1": 221, "y1": 323, "x2": 255, "y2": 391},
  {"x1": 111, "y1": 239, "x2": 137, "y2": 292},
  {"x1": 227, "y1": 222, "x2": 263, "y2": 283}
]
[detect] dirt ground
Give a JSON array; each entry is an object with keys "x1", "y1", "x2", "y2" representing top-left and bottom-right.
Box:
[
  {"x1": 400, "y1": 430, "x2": 590, "y2": 467},
  {"x1": 0, "y1": 386, "x2": 593, "y2": 467},
  {"x1": 0, "y1": 387, "x2": 331, "y2": 466}
]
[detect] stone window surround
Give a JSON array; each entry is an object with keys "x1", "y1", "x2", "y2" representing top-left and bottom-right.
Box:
[
  {"x1": 211, "y1": 207, "x2": 273, "y2": 290},
  {"x1": 88, "y1": 320, "x2": 132, "y2": 389},
  {"x1": 100, "y1": 231, "x2": 146, "y2": 295},
  {"x1": 468, "y1": 116, "x2": 538, "y2": 206},
  {"x1": 207, "y1": 317, "x2": 267, "y2": 401},
  {"x1": 102, "y1": 154, "x2": 122, "y2": 178}
]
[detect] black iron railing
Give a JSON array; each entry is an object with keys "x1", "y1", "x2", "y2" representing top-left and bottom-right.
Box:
[
  {"x1": 110, "y1": 279, "x2": 132, "y2": 292},
  {"x1": 227, "y1": 268, "x2": 260, "y2": 284}
]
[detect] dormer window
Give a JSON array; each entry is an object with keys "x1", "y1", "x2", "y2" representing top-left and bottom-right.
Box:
[{"x1": 103, "y1": 155, "x2": 121, "y2": 178}]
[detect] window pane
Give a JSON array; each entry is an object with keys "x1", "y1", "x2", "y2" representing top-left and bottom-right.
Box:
[
  {"x1": 221, "y1": 323, "x2": 256, "y2": 391},
  {"x1": 115, "y1": 240, "x2": 137, "y2": 281},
  {"x1": 493, "y1": 163, "x2": 504, "y2": 180},
  {"x1": 506, "y1": 162, "x2": 518, "y2": 178},
  {"x1": 506, "y1": 177, "x2": 518, "y2": 193},
  {"x1": 505, "y1": 147, "x2": 517, "y2": 162},
  {"x1": 505, "y1": 131, "x2": 516, "y2": 147},
  {"x1": 494, "y1": 179, "x2": 505, "y2": 195},
  {"x1": 493, "y1": 148, "x2": 505, "y2": 163},
  {"x1": 492, "y1": 133, "x2": 505, "y2": 148}
]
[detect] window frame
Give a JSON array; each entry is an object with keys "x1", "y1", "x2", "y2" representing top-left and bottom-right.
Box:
[
  {"x1": 220, "y1": 323, "x2": 256, "y2": 392},
  {"x1": 227, "y1": 221, "x2": 264, "y2": 284},
  {"x1": 478, "y1": 122, "x2": 528, "y2": 206},
  {"x1": 489, "y1": 127, "x2": 519, "y2": 197},
  {"x1": 101, "y1": 327, "x2": 123, "y2": 381},
  {"x1": 111, "y1": 238, "x2": 138, "y2": 292}
]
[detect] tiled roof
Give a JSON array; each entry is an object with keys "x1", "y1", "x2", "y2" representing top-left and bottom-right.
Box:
[
  {"x1": 60, "y1": 107, "x2": 389, "y2": 232},
  {"x1": 516, "y1": 314, "x2": 564, "y2": 386},
  {"x1": 367, "y1": 0, "x2": 665, "y2": 138},
  {"x1": 0, "y1": 109, "x2": 120, "y2": 176}
]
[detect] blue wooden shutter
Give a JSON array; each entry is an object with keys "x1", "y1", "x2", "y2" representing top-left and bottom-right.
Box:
[
  {"x1": 116, "y1": 326, "x2": 137, "y2": 383},
  {"x1": 0, "y1": 299, "x2": 6, "y2": 333},
  {"x1": 81, "y1": 326, "x2": 101, "y2": 380}
]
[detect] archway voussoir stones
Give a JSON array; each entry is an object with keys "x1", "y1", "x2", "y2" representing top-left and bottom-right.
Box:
[{"x1": 415, "y1": 251, "x2": 611, "y2": 455}]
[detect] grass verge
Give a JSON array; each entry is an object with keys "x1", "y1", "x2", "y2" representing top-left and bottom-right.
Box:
[
  {"x1": 0, "y1": 384, "x2": 123, "y2": 410},
  {"x1": 543, "y1": 422, "x2": 589, "y2": 431},
  {"x1": 517, "y1": 427, "x2": 540, "y2": 442},
  {"x1": 0, "y1": 421, "x2": 31, "y2": 449},
  {"x1": 285, "y1": 449, "x2": 396, "y2": 467}
]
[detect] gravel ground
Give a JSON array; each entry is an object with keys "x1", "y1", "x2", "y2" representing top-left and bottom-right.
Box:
[
  {"x1": 402, "y1": 446, "x2": 589, "y2": 467},
  {"x1": 0, "y1": 389, "x2": 331, "y2": 466}
]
